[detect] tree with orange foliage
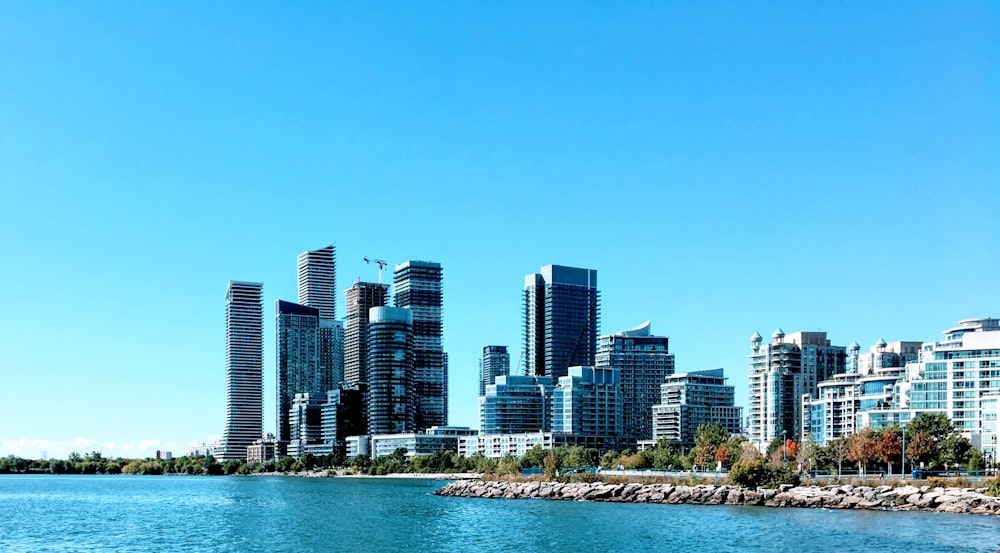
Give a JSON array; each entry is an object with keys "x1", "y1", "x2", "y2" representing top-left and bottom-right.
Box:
[
  {"x1": 848, "y1": 428, "x2": 879, "y2": 478},
  {"x1": 785, "y1": 439, "x2": 798, "y2": 460},
  {"x1": 875, "y1": 428, "x2": 902, "y2": 476}
]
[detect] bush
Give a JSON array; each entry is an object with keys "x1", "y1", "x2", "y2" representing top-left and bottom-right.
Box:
[
  {"x1": 984, "y1": 477, "x2": 1000, "y2": 497},
  {"x1": 729, "y1": 459, "x2": 800, "y2": 490}
]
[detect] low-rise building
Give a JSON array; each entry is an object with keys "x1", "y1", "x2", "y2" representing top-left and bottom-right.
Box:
[{"x1": 651, "y1": 368, "x2": 742, "y2": 449}]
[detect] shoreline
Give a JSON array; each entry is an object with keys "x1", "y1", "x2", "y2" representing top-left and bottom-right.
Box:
[
  {"x1": 433, "y1": 479, "x2": 1000, "y2": 516},
  {"x1": 247, "y1": 469, "x2": 480, "y2": 479}
]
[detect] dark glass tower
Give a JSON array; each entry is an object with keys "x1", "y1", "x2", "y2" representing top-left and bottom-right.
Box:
[
  {"x1": 393, "y1": 260, "x2": 446, "y2": 430},
  {"x1": 275, "y1": 300, "x2": 322, "y2": 455},
  {"x1": 523, "y1": 265, "x2": 600, "y2": 379},
  {"x1": 366, "y1": 306, "x2": 415, "y2": 434}
]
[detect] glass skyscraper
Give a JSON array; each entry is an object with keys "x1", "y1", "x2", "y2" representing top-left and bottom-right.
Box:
[
  {"x1": 394, "y1": 260, "x2": 446, "y2": 430},
  {"x1": 523, "y1": 264, "x2": 600, "y2": 379}
]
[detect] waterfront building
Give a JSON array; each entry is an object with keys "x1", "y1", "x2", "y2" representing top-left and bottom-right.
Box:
[
  {"x1": 480, "y1": 345, "x2": 511, "y2": 397},
  {"x1": 247, "y1": 437, "x2": 277, "y2": 463},
  {"x1": 651, "y1": 369, "x2": 742, "y2": 449},
  {"x1": 297, "y1": 245, "x2": 337, "y2": 320},
  {"x1": 394, "y1": 261, "x2": 447, "y2": 430},
  {"x1": 748, "y1": 329, "x2": 846, "y2": 451},
  {"x1": 343, "y1": 282, "x2": 389, "y2": 385},
  {"x1": 287, "y1": 392, "x2": 325, "y2": 457},
  {"x1": 858, "y1": 318, "x2": 1000, "y2": 462},
  {"x1": 551, "y1": 366, "x2": 622, "y2": 450},
  {"x1": 596, "y1": 321, "x2": 675, "y2": 443},
  {"x1": 275, "y1": 300, "x2": 322, "y2": 455},
  {"x1": 370, "y1": 427, "x2": 477, "y2": 458},
  {"x1": 218, "y1": 281, "x2": 264, "y2": 461},
  {"x1": 458, "y1": 432, "x2": 586, "y2": 459},
  {"x1": 345, "y1": 435, "x2": 370, "y2": 458},
  {"x1": 480, "y1": 375, "x2": 555, "y2": 434},
  {"x1": 523, "y1": 265, "x2": 600, "y2": 379},
  {"x1": 802, "y1": 339, "x2": 919, "y2": 445},
  {"x1": 320, "y1": 384, "x2": 367, "y2": 457},
  {"x1": 366, "y1": 306, "x2": 416, "y2": 435}
]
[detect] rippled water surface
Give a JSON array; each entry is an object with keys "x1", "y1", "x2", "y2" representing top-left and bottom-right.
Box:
[{"x1": 1, "y1": 475, "x2": 998, "y2": 552}]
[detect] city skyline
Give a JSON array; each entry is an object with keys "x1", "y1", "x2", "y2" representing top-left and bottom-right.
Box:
[{"x1": 2, "y1": 3, "x2": 997, "y2": 459}]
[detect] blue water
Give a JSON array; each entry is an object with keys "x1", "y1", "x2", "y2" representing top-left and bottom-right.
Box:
[{"x1": 1, "y1": 475, "x2": 998, "y2": 552}]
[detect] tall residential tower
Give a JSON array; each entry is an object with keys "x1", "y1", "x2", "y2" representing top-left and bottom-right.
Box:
[
  {"x1": 394, "y1": 260, "x2": 446, "y2": 430},
  {"x1": 218, "y1": 281, "x2": 264, "y2": 461},
  {"x1": 523, "y1": 264, "x2": 600, "y2": 379},
  {"x1": 343, "y1": 281, "x2": 389, "y2": 385},
  {"x1": 297, "y1": 245, "x2": 336, "y2": 320},
  {"x1": 480, "y1": 345, "x2": 511, "y2": 397}
]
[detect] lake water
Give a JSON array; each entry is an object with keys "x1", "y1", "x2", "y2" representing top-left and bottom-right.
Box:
[{"x1": 1, "y1": 475, "x2": 998, "y2": 552}]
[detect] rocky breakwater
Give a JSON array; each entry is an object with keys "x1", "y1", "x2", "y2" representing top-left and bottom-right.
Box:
[{"x1": 434, "y1": 479, "x2": 1000, "y2": 515}]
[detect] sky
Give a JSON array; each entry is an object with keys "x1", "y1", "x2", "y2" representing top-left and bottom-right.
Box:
[{"x1": 1, "y1": 2, "x2": 997, "y2": 460}]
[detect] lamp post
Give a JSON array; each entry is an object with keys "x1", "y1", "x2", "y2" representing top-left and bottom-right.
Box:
[{"x1": 782, "y1": 430, "x2": 787, "y2": 463}]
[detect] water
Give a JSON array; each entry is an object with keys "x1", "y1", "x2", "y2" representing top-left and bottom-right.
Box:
[{"x1": 1, "y1": 475, "x2": 998, "y2": 552}]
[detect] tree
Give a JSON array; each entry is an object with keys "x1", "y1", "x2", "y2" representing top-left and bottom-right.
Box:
[
  {"x1": 827, "y1": 437, "x2": 850, "y2": 476},
  {"x1": 907, "y1": 413, "x2": 954, "y2": 443},
  {"x1": 875, "y1": 428, "x2": 902, "y2": 475},
  {"x1": 906, "y1": 432, "x2": 935, "y2": 467},
  {"x1": 847, "y1": 429, "x2": 878, "y2": 477},
  {"x1": 938, "y1": 433, "x2": 972, "y2": 468}
]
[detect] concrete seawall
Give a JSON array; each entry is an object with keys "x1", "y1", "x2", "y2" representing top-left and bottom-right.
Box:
[{"x1": 434, "y1": 479, "x2": 1000, "y2": 515}]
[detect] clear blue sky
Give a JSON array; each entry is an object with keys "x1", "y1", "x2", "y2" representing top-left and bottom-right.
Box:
[{"x1": 1, "y1": 3, "x2": 997, "y2": 459}]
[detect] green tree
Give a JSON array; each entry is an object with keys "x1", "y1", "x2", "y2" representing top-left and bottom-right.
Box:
[{"x1": 938, "y1": 433, "x2": 972, "y2": 468}]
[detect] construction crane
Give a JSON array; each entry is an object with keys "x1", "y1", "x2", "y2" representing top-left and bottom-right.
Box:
[{"x1": 363, "y1": 257, "x2": 396, "y2": 284}]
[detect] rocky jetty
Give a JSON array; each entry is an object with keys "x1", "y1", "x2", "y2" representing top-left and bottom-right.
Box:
[{"x1": 434, "y1": 479, "x2": 1000, "y2": 515}]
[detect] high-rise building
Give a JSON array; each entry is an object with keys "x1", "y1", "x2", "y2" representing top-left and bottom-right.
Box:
[
  {"x1": 320, "y1": 383, "x2": 367, "y2": 457},
  {"x1": 651, "y1": 369, "x2": 743, "y2": 449},
  {"x1": 218, "y1": 281, "x2": 264, "y2": 461},
  {"x1": 523, "y1": 264, "x2": 600, "y2": 379},
  {"x1": 596, "y1": 321, "x2": 675, "y2": 443},
  {"x1": 343, "y1": 282, "x2": 389, "y2": 384},
  {"x1": 297, "y1": 245, "x2": 336, "y2": 320},
  {"x1": 366, "y1": 306, "x2": 415, "y2": 435},
  {"x1": 480, "y1": 345, "x2": 511, "y2": 397},
  {"x1": 320, "y1": 319, "x2": 344, "y2": 387},
  {"x1": 287, "y1": 392, "x2": 324, "y2": 458},
  {"x1": 479, "y1": 375, "x2": 555, "y2": 434},
  {"x1": 748, "y1": 329, "x2": 846, "y2": 451},
  {"x1": 802, "y1": 339, "x2": 920, "y2": 445},
  {"x1": 275, "y1": 300, "x2": 325, "y2": 454},
  {"x1": 857, "y1": 318, "x2": 1000, "y2": 461},
  {"x1": 394, "y1": 260, "x2": 446, "y2": 430},
  {"x1": 551, "y1": 366, "x2": 622, "y2": 449}
]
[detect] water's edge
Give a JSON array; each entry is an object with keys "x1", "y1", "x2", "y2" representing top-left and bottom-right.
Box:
[{"x1": 435, "y1": 479, "x2": 1000, "y2": 515}]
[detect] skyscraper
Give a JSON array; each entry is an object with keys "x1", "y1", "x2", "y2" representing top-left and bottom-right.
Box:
[
  {"x1": 748, "y1": 329, "x2": 846, "y2": 451},
  {"x1": 480, "y1": 345, "x2": 511, "y2": 397},
  {"x1": 394, "y1": 260, "x2": 446, "y2": 430},
  {"x1": 596, "y1": 321, "x2": 675, "y2": 443},
  {"x1": 366, "y1": 306, "x2": 415, "y2": 434},
  {"x1": 343, "y1": 281, "x2": 389, "y2": 384},
  {"x1": 551, "y1": 366, "x2": 622, "y2": 450},
  {"x1": 297, "y1": 245, "x2": 336, "y2": 320},
  {"x1": 523, "y1": 264, "x2": 600, "y2": 379},
  {"x1": 275, "y1": 300, "x2": 321, "y2": 455},
  {"x1": 218, "y1": 281, "x2": 264, "y2": 461}
]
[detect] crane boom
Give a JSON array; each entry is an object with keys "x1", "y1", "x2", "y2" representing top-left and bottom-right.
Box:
[{"x1": 363, "y1": 256, "x2": 396, "y2": 284}]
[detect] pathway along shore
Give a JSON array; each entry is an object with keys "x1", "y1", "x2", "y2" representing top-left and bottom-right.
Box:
[{"x1": 434, "y1": 479, "x2": 1000, "y2": 515}]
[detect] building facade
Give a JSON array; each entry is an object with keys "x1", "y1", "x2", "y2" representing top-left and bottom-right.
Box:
[
  {"x1": 858, "y1": 319, "x2": 1000, "y2": 462},
  {"x1": 218, "y1": 280, "x2": 264, "y2": 461},
  {"x1": 394, "y1": 261, "x2": 447, "y2": 430},
  {"x1": 366, "y1": 306, "x2": 415, "y2": 435},
  {"x1": 370, "y1": 427, "x2": 477, "y2": 458},
  {"x1": 275, "y1": 300, "x2": 322, "y2": 454},
  {"x1": 596, "y1": 321, "x2": 675, "y2": 443},
  {"x1": 551, "y1": 366, "x2": 622, "y2": 450},
  {"x1": 480, "y1": 375, "x2": 555, "y2": 435},
  {"x1": 480, "y1": 345, "x2": 511, "y2": 397},
  {"x1": 651, "y1": 368, "x2": 742, "y2": 448},
  {"x1": 287, "y1": 392, "x2": 324, "y2": 458},
  {"x1": 748, "y1": 329, "x2": 846, "y2": 451},
  {"x1": 320, "y1": 384, "x2": 367, "y2": 457},
  {"x1": 343, "y1": 282, "x2": 389, "y2": 384},
  {"x1": 523, "y1": 265, "x2": 600, "y2": 379},
  {"x1": 297, "y1": 245, "x2": 337, "y2": 320}
]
